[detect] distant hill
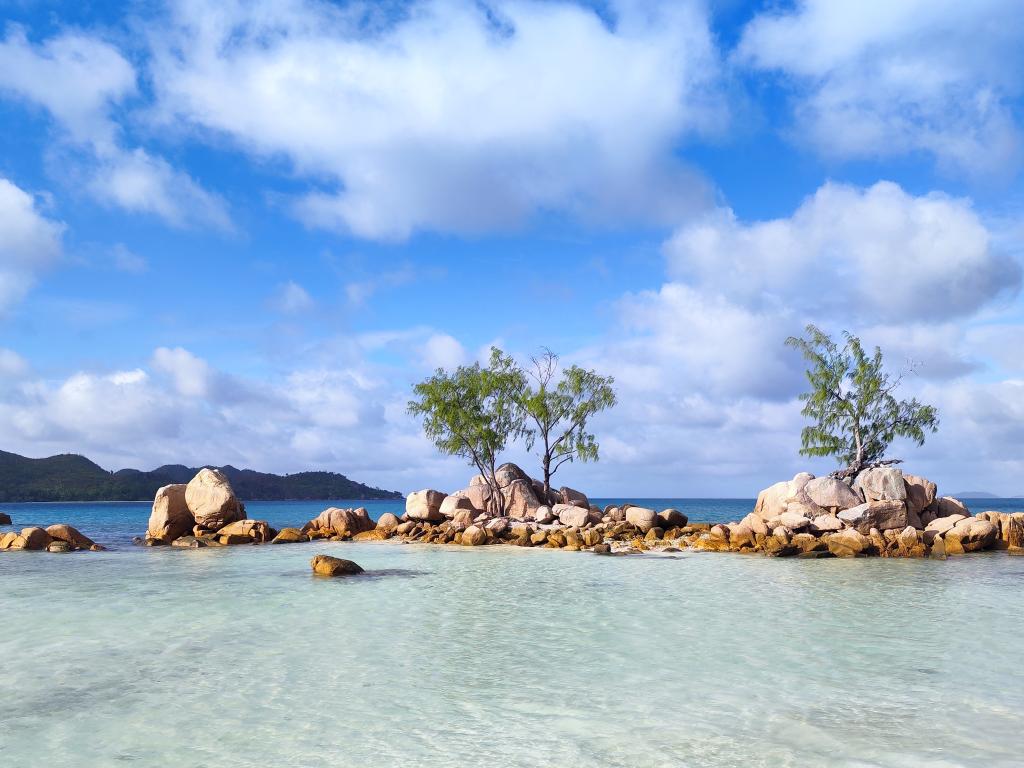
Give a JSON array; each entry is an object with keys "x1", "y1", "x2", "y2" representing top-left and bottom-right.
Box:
[{"x1": 0, "y1": 450, "x2": 403, "y2": 502}]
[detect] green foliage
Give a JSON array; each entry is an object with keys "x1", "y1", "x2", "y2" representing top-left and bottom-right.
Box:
[
  {"x1": 510, "y1": 349, "x2": 617, "y2": 497},
  {"x1": 407, "y1": 349, "x2": 528, "y2": 513},
  {"x1": 786, "y1": 325, "x2": 938, "y2": 471}
]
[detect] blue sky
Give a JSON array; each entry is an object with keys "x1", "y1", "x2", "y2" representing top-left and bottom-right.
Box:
[{"x1": 1, "y1": 0, "x2": 1023, "y2": 496}]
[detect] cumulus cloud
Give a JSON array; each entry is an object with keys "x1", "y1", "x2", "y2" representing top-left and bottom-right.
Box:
[
  {"x1": 736, "y1": 0, "x2": 1024, "y2": 175},
  {"x1": 665, "y1": 181, "x2": 1020, "y2": 323},
  {"x1": 0, "y1": 25, "x2": 229, "y2": 229},
  {"x1": 148, "y1": 0, "x2": 722, "y2": 239},
  {"x1": 0, "y1": 177, "x2": 64, "y2": 312}
]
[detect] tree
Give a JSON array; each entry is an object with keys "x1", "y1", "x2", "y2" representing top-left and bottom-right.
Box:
[
  {"x1": 786, "y1": 324, "x2": 938, "y2": 477},
  {"x1": 407, "y1": 348, "x2": 527, "y2": 516},
  {"x1": 499, "y1": 348, "x2": 617, "y2": 500}
]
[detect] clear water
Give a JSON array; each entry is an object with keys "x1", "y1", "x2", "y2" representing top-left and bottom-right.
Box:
[{"x1": 2, "y1": 499, "x2": 1024, "y2": 767}]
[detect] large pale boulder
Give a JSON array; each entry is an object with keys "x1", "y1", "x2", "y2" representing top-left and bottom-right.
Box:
[
  {"x1": 502, "y1": 479, "x2": 541, "y2": 519},
  {"x1": 925, "y1": 514, "x2": 967, "y2": 535},
  {"x1": 532, "y1": 505, "x2": 555, "y2": 524},
  {"x1": 463, "y1": 483, "x2": 495, "y2": 514},
  {"x1": 903, "y1": 474, "x2": 937, "y2": 517},
  {"x1": 45, "y1": 524, "x2": 96, "y2": 550},
  {"x1": 439, "y1": 493, "x2": 475, "y2": 517},
  {"x1": 658, "y1": 509, "x2": 688, "y2": 528},
  {"x1": 406, "y1": 490, "x2": 446, "y2": 522},
  {"x1": 462, "y1": 525, "x2": 487, "y2": 546},
  {"x1": 147, "y1": 483, "x2": 194, "y2": 542},
  {"x1": 302, "y1": 507, "x2": 375, "y2": 537},
  {"x1": 753, "y1": 473, "x2": 814, "y2": 521},
  {"x1": 558, "y1": 486, "x2": 589, "y2": 509},
  {"x1": 625, "y1": 507, "x2": 658, "y2": 533},
  {"x1": 804, "y1": 477, "x2": 862, "y2": 511},
  {"x1": 777, "y1": 511, "x2": 811, "y2": 531},
  {"x1": 494, "y1": 463, "x2": 529, "y2": 488},
  {"x1": 809, "y1": 514, "x2": 843, "y2": 533},
  {"x1": 837, "y1": 500, "x2": 908, "y2": 534},
  {"x1": 376, "y1": 513, "x2": 401, "y2": 530},
  {"x1": 853, "y1": 467, "x2": 906, "y2": 502},
  {"x1": 555, "y1": 504, "x2": 590, "y2": 528},
  {"x1": 186, "y1": 469, "x2": 245, "y2": 531},
  {"x1": 933, "y1": 496, "x2": 970, "y2": 518},
  {"x1": 950, "y1": 518, "x2": 998, "y2": 552},
  {"x1": 741, "y1": 512, "x2": 768, "y2": 536}
]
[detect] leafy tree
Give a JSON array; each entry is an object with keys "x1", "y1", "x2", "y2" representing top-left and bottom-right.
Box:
[
  {"x1": 786, "y1": 324, "x2": 938, "y2": 476},
  {"x1": 499, "y1": 348, "x2": 617, "y2": 500},
  {"x1": 407, "y1": 348, "x2": 527, "y2": 515}
]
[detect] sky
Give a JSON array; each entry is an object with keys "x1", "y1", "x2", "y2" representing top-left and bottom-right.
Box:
[{"x1": 1, "y1": 0, "x2": 1023, "y2": 497}]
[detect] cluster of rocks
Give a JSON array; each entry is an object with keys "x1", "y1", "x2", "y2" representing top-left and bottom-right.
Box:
[
  {"x1": 689, "y1": 467, "x2": 1024, "y2": 558},
  {"x1": 142, "y1": 468, "x2": 284, "y2": 548},
  {"x1": 0, "y1": 524, "x2": 103, "y2": 553}
]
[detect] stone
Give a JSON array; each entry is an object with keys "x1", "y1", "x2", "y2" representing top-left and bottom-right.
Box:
[
  {"x1": 778, "y1": 512, "x2": 811, "y2": 531},
  {"x1": 925, "y1": 514, "x2": 967, "y2": 535},
  {"x1": 605, "y1": 506, "x2": 625, "y2": 522},
  {"x1": 644, "y1": 527, "x2": 663, "y2": 541},
  {"x1": 557, "y1": 486, "x2": 589, "y2": 509},
  {"x1": 462, "y1": 525, "x2": 487, "y2": 546},
  {"x1": 311, "y1": 554, "x2": 364, "y2": 577},
  {"x1": 495, "y1": 462, "x2": 530, "y2": 488},
  {"x1": 502, "y1": 479, "x2": 542, "y2": 519},
  {"x1": 0, "y1": 531, "x2": 18, "y2": 549},
  {"x1": 853, "y1": 467, "x2": 906, "y2": 502},
  {"x1": 804, "y1": 476, "x2": 863, "y2": 510},
  {"x1": 532, "y1": 505, "x2": 555, "y2": 524},
  {"x1": 741, "y1": 512, "x2": 768, "y2": 536},
  {"x1": 933, "y1": 496, "x2": 970, "y2": 519},
  {"x1": 47, "y1": 540, "x2": 72, "y2": 553},
  {"x1": 450, "y1": 509, "x2": 476, "y2": 529},
  {"x1": 219, "y1": 533, "x2": 253, "y2": 545},
  {"x1": 791, "y1": 533, "x2": 823, "y2": 554},
  {"x1": 185, "y1": 469, "x2": 245, "y2": 531},
  {"x1": 438, "y1": 493, "x2": 474, "y2": 517},
  {"x1": 593, "y1": 543, "x2": 612, "y2": 555},
  {"x1": 658, "y1": 508, "x2": 688, "y2": 528},
  {"x1": 271, "y1": 527, "x2": 307, "y2": 544},
  {"x1": 11, "y1": 527, "x2": 52, "y2": 551},
  {"x1": 147, "y1": 483, "x2": 194, "y2": 543},
  {"x1": 45, "y1": 524, "x2": 96, "y2": 550},
  {"x1": 943, "y1": 533, "x2": 966, "y2": 556},
  {"x1": 406, "y1": 490, "x2": 446, "y2": 522},
  {"x1": 930, "y1": 535, "x2": 947, "y2": 559},
  {"x1": 951, "y1": 518, "x2": 998, "y2": 552},
  {"x1": 530, "y1": 530, "x2": 548, "y2": 545},
  {"x1": 376, "y1": 513, "x2": 401, "y2": 530},
  {"x1": 352, "y1": 529, "x2": 391, "y2": 541},
  {"x1": 837, "y1": 500, "x2": 907, "y2": 534},
  {"x1": 826, "y1": 529, "x2": 869, "y2": 558},
  {"x1": 903, "y1": 474, "x2": 937, "y2": 517},
  {"x1": 583, "y1": 528, "x2": 603, "y2": 547},
  {"x1": 0, "y1": 512, "x2": 10, "y2": 525},
  {"x1": 303, "y1": 507, "x2": 375, "y2": 537},
  {"x1": 485, "y1": 517, "x2": 510, "y2": 535},
  {"x1": 809, "y1": 514, "x2": 843, "y2": 533},
  {"x1": 217, "y1": 519, "x2": 272, "y2": 543},
  {"x1": 625, "y1": 507, "x2": 658, "y2": 533},
  {"x1": 171, "y1": 535, "x2": 208, "y2": 548},
  {"x1": 555, "y1": 504, "x2": 590, "y2": 528},
  {"x1": 1005, "y1": 513, "x2": 1024, "y2": 549}
]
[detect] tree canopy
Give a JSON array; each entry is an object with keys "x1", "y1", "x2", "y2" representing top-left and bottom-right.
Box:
[
  {"x1": 786, "y1": 324, "x2": 938, "y2": 475},
  {"x1": 506, "y1": 348, "x2": 617, "y2": 499},
  {"x1": 407, "y1": 348, "x2": 527, "y2": 515}
]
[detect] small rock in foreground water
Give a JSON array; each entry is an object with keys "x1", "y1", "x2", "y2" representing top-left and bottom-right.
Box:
[{"x1": 311, "y1": 554, "x2": 364, "y2": 577}]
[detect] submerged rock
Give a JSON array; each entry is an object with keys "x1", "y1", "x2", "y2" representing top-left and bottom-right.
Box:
[
  {"x1": 311, "y1": 554, "x2": 364, "y2": 577},
  {"x1": 0, "y1": 512, "x2": 11, "y2": 525}
]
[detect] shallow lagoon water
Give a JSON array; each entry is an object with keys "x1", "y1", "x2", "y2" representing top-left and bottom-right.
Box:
[{"x1": 2, "y1": 500, "x2": 1024, "y2": 767}]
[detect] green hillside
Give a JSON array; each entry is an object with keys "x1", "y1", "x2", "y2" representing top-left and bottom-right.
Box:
[{"x1": 0, "y1": 450, "x2": 403, "y2": 502}]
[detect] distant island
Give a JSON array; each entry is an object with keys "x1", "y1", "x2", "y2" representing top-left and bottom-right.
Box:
[
  {"x1": 951, "y1": 491, "x2": 1022, "y2": 499},
  {"x1": 0, "y1": 450, "x2": 403, "y2": 502}
]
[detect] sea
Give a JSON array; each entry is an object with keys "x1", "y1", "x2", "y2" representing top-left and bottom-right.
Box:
[{"x1": 2, "y1": 497, "x2": 1024, "y2": 767}]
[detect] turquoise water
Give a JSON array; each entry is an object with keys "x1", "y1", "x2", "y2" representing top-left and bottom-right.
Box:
[{"x1": 3, "y1": 499, "x2": 1024, "y2": 767}]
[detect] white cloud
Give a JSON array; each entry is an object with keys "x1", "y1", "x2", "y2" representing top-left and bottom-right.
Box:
[
  {"x1": 0, "y1": 177, "x2": 64, "y2": 312},
  {"x1": 152, "y1": 346, "x2": 212, "y2": 397},
  {"x1": 110, "y1": 244, "x2": 148, "y2": 274},
  {"x1": 0, "y1": 26, "x2": 230, "y2": 229},
  {"x1": 665, "y1": 181, "x2": 1020, "y2": 323},
  {"x1": 270, "y1": 280, "x2": 315, "y2": 314},
  {"x1": 421, "y1": 333, "x2": 467, "y2": 371},
  {"x1": 0, "y1": 349, "x2": 29, "y2": 378},
  {"x1": 148, "y1": 0, "x2": 722, "y2": 239},
  {"x1": 736, "y1": 0, "x2": 1024, "y2": 175}
]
